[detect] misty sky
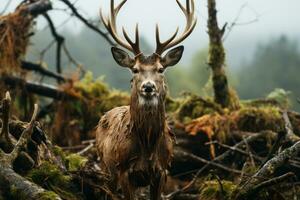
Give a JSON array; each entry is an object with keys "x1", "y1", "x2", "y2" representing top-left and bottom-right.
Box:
[{"x1": 2, "y1": 0, "x2": 300, "y2": 67}]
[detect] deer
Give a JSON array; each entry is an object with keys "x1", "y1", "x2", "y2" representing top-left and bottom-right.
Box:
[{"x1": 95, "y1": 0, "x2": 196, "y2": 199}]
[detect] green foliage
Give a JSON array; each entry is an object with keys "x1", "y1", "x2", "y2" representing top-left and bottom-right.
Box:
[
  {"x1": 74, "y1": 71, "x2": 110, "y2": 98},
  {"x1": 200, "y1": 180, "x2": 237, "y2": 200}
]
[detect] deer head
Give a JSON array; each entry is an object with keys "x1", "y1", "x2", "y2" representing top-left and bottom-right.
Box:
[{"x1": 100, "y1": 0, "x2": 197, "y2": 107}]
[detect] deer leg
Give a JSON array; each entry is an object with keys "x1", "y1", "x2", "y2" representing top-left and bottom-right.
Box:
[
  {"x1": 150, "y1": 172, "x2": 165, "y2": 200},
  {"x1": 120, "y1": 172, "x2": 135, "y2": 200}
]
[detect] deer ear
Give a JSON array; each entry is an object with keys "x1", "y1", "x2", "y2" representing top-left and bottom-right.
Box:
[
  {"x1": 161, "y1": 46, "x2": 184, "y2": 68},
  {"x1": 111, "y1": 47, "x2": 135, "y2": 68}
]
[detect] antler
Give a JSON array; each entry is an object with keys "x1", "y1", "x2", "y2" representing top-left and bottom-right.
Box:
[
  {"x1": 155, "y1": 0, "x2": 197, "y2": 55},
  {"x1": 100, "y1": 0, "x2": 141, "y2": 56}
]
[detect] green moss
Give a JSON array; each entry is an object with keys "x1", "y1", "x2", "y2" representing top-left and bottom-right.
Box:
[
  {"x1": 37, "y1": 191, "x2": 60, "y2": 200},
  {"x1": 27, "y1": 162, "x2": 71, "y2": 187},
  {"x1": 235, "y1": 105, "x2": 283, "y2": 132},
  {"x1": 200, "y1": 180, "x2": 237, "y2": 200},
  {"x1": 65, "y1": 154, "x2": 88, "y2": 171},
  {"x1": 53, "y1": 146, "x2": 67, "y2": 162},
  {"x1": 176, "y1": 94, "x2": 222, "y2": 123},
  {"x1": 165, "y1": 96, "x2": 182, "y2": 113},
  {"x1": 27, "y1": 162, "x2": 80, "y2": 199}
]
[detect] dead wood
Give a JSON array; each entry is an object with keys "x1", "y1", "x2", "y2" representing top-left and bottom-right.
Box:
[
  {"x1": 0, "y1": 94, "x2": 62, "y2": 200},
  {"x1": 235, "y1": 140, "x2": 300, "y2": 200},
  {"x1": 21, "y1": 61, "x2": 67, "y2": 82},
  {"x1": 1, "y1": 75, "x2": 77, "y2": 100}
]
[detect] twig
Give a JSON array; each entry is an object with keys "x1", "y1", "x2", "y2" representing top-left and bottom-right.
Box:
[
  {"x1": 251, "y1": 172, "x2": 295, "y2": 195},
  {"x1": 9, "y1": 104, "x2": 38, "y2": 161},
  {"x1": 260, "y1": 131, "x2": 285, "y2": 168},
  {"x1": 223, "y1": 3, "x2": 260, "y2": 41},
  {"x1": 0, "y1": 92, "x2": 14, "y2": 152},
  {"x1": 236, "y1": 140, "x2": 300, "y2": 200},
  {"x1": 283, "y1": 110, "x2": 300, "y2": 143},
  {"x1": 208, "y1": 141, "x2": 263, "y2": 162},
  {"x1": 166, "y1": 131, "x2": 275, "y2": 199},
  {"x1": 175, "y1": 149, "x2": 244, "y2": 175},
  {"x1": 59, "y1": 0, "x2": 115, "y2": 46},
  {"x1": 81, "y1": 139, "x2": 96, "y2": 145},
  {"x1": 242, "y1": 136, "x2": 255, "y2": 167},
  {"x1": 77, "y1": 143, "x2": 94, "y2": 155},
  {"x1": 43, "y1": 13, "x2": 64, "y2": 75}
]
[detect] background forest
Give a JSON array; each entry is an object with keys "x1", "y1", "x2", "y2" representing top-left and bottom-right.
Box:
[{"x1": 27, "y1": 28, "x2": 300, "y2": 110}]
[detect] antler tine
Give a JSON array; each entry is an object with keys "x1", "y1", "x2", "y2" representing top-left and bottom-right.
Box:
[
  {"x1": 155, "y1": 24, "x2": 179, "y2": 55},
  {"x1": 122, "y1": 24, "x2": 141, "y2": 55},
  {"x1": 155, "y1": 0, "x2": 197, "y2": 55},
  {"x1": 100, "y1": 0, "x2": 141, "y2": 55}
]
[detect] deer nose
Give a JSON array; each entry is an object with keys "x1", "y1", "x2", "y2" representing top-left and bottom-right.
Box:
[{"x1": 142, "y1": 82, "x2": 155, "y2": 93}]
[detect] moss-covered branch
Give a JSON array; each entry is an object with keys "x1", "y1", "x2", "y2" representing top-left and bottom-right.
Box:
[{"x1": 235, "y1": 140, "x2": 300, "y2": 200}]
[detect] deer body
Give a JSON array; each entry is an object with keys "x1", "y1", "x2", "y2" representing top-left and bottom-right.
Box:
[
  {"x1": 96, "y1": 103, "x2": 173, "y2": 199},
  {"x1": 96, "y1": 0, "x2": 196, "y2": 199}
]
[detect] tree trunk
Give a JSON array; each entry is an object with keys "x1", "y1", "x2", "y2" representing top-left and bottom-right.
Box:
[{"x1": 207, "y1": 0, "x2": 237, "y2": 108}]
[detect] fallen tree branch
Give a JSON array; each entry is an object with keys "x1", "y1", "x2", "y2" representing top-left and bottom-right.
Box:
[
  {"x1": 235, "y1": 140, "x2": 300, "y2": 200},
  {"x1": 21, "y1": 61, "x2": 67, "y2": 82},
  {"x1": 250, "y1": 172, "x2": 295, "y2": 196},
  {"x1": 24, "y1": 0, "x2": 52, "y2": 16},
  {"x1": 174, "y1": 149, "x2": 244, "y2": 175},
  {"x1": 166, "y1": 131, "x2": 275, "y2": 199},
  {"x1": 2, "y1": 75, "x2": 77, "y2": 100},
  {"x1": 283, "y1": 110, "x2": 300, "y2": 143}
]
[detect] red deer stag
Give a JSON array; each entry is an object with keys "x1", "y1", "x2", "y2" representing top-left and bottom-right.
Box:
[{"x1": 96, "y1": 0, "x2": 196, "y2": 199}]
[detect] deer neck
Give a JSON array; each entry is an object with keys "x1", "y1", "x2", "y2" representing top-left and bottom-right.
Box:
[{"x1": 129, "y1": 91, "x2": 166, "y2": 151}]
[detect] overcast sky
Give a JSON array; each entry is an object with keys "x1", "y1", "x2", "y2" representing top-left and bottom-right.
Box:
[{"x1": 2, "y1": 0, "x2": 300, "y2": 67}]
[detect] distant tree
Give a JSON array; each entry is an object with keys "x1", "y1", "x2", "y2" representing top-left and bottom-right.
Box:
[
  {"x1": 166, "y1": 48, "x2": 210, "y2": 97},
  {"x1": 236, "y1": 35, "x2": 300, "y2": 110}
]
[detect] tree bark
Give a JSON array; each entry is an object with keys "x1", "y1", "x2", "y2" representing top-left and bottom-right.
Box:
[{"x1": 207, "y1": 0, "x2": 235, "y2": 108}]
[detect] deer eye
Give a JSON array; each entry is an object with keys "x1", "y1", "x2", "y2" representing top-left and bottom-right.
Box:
[
  {"x1": 158, "y1": 68, "x2": 164, "y2": 73},
  {"x1": 132, "y1": 68, "x2": 139, "y2": 74}
]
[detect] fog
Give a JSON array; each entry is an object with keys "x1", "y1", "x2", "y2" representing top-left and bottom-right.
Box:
[{"x1": 2, "y1": 0, "x2": 300, "y2": 67}]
